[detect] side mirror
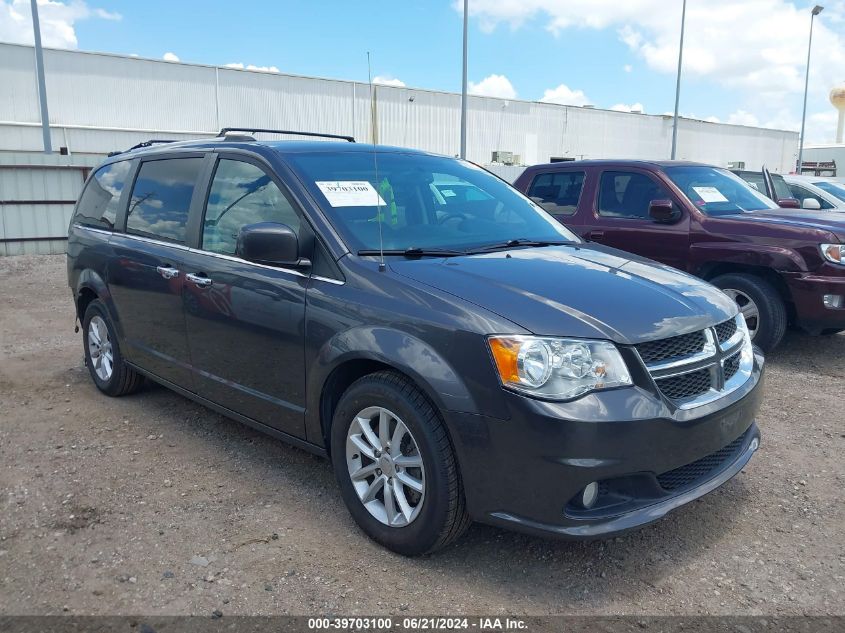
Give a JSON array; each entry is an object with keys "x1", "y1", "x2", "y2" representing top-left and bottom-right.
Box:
[
  {"x1": 777, "y1": 197, "x2": 801, "y2": 209},
  {"x1": 648, "y1": 199, "x2": 681, "y2": 223},
  {"x1": 235, "y1": 222, "x2": 311, "y2": 269},
  {"x1": 801, "y1": 197, "x2": 822, "y2": 210}
]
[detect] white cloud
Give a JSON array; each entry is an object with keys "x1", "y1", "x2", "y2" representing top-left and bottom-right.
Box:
[
  {"x1": 0, "y1": 0, "x2": 120, "y2": 48},
  {"x1": 372, "y1": 75, "x2": 405, "y2": 87},
  {"x1": 727, "y1": 110, "x2": 760, "y2": 127},
  {"x1": 610, "y1": 102, "x2": 645, "y2": 113},
  {"x1": 162, "y1": 52, "x2": 180, "y2": 62},
  {"x1": 623, "y1": 64, "x2": 633, "y2": 73},
  {"x1": 539, "y1": 83, "x2": 590, "y2": 106},
  {"x1": 468, "y1": 74, "x2": 517, "y2": 99},
  {"x1": 704, "y1": 115, "x2": 721, "y2": 123},
  {"x1": 224, "y1": 62, "x2": 280, "y2": 73},
  {"x1": 462, "y1": 0, "x2": 845, "y2": 142}
]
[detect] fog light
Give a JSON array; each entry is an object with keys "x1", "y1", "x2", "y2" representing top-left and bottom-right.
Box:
[
  {"x1": 823, "y1": 294, "x2": 844, "y2": 309},
  {"x1": 581, "y1": 482, "x2": 599, "y2": 509}
]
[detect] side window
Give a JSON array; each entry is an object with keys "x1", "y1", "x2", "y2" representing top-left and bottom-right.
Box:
[
  {"x1": 789, "y1": 184, "x2": 833, "y2": 209},
  {"x1": 526, "y1": 171, "x2": 585, "y2": 216},
  {"x1": 598, "y1": 171, "x2": 671, "y2": 219},
  {"x1": 127, "y1": 158, "x2": 203, "y2": 243},
  {"x1": 202, "y1": 159, "x2": 300, "y2": 255},
  {"x1": 740, "y1": 172, "x2": 767, "y2": 195},
  {"x1": 74, "y1": 161, "x2": 132, "y2": 229}
]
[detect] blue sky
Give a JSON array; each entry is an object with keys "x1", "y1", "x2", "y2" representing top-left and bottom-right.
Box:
[{"x1": 2, "y1": 0, "x2": 844, "y2": 142}]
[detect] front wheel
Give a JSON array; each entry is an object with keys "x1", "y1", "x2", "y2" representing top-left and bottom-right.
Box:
[
  {"x1": 330, "y1": 371, "x2": 470, "y2": 556},
  {"x1": 711, "y1": 273, "x2": 786, "y2": 352}
]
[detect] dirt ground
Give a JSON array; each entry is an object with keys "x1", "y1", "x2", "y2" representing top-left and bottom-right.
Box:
[{"x1": 0, "y1": 254, "x2": 843, "y2": 617}]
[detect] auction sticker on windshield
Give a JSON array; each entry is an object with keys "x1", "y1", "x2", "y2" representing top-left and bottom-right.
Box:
[
  {"x1": 316, "y1": 181, "x2": 386, "y2": 207},
  {"x1": 692, "y1": 186, "x2": 729, "y2": 203}
]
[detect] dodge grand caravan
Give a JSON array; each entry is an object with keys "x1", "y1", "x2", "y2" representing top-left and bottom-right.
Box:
[{"x1": 68, "y1": 130, "x2": 763, "y2": 555}]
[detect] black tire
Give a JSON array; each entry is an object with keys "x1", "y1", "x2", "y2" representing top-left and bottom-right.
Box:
[
  {"x1": 330, "y1": 371, "x2": 470, "y2": 556},
  {"x1": 82, "y1": 299, "x2": 144, "y2": 396},
  {"x1": 711, "y1": 273, "x2": 787, "y2": 352}
]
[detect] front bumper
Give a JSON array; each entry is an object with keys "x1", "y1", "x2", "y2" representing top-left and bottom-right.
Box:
[
  {"x1": 783, "y1": 270, "x2": 845, "y2": 333},
  {"x1": 446, "y1": 349, "x2": 764, "y2": 539}
]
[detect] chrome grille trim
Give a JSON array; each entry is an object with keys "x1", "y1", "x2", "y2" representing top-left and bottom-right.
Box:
[{"x1": 636, "y1": 314, "x2": 753, "y2": 410}]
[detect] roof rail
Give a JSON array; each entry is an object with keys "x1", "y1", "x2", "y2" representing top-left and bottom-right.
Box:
[
  {"x1": 107, "y1": 139, "x2": 178, "y2": 157},
  {"x1": 217, "y1": 127, "x2": 355, "y2": 143}
]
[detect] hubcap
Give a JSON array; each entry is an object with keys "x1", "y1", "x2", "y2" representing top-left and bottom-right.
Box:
[
  {"x1": 87, "y1": 315, "x2": 114, "y2": 381},
  {"x1": 346, "y1": 406, "x2": 426, "y2": 527},
  {"x1": 722, "y1": 289, "x2": 760, "y2": 340}
]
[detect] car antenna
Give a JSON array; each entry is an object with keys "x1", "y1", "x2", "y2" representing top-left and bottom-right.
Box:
[{"x1": 367, "y1": 51, "x2": 386, "y2": 272}]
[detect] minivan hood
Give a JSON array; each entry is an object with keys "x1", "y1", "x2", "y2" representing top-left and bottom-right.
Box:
[
  {"x1": 722, "y1": 209, "x2": 845, "y2": 240},
  {"x1": 389, "y1": 245, "x2": 737, "y2": 344}
]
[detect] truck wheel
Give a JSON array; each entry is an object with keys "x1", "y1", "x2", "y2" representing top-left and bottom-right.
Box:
[
  {"x1": 711, "y1": 273, "x2": 786, "y2": 352},
  {"x1": 330, "y1": 371, "x2": 470, "y2": 556},
  {"x1": 82, "y1": 299, "x2": 144, "y2": 396}
]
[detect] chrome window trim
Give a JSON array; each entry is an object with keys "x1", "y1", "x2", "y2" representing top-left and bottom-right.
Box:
[{"x1": 73, "y1": 223, "x2": 345, "y2": 285}]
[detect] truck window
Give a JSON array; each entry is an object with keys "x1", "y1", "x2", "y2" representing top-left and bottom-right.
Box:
[
  {"x1": 202, "y1": 159, "x2": 300, "y2": 255},
  {"x1": 789, "y1": 184, "x2": 833, "y2": 209},
  {"x1": 598, "y1": 171, "x2": 670, "y2": 219},
  {"x1": 526, "y1": 171, "x2": 585, "y2": 216},
  {"x1": 74, "y1": 160, "x2": 132, "y2": 230},
  {"x1": 126, "y1": 158, "x2": 203, "y2": 243}
]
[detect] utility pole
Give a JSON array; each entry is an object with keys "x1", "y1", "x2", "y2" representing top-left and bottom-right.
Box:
[
  {"x1": 31, "y1": 0, "x2": 52, "y2": 153},
  {"x1": 459, "y1": 0, "x2": 468, "y2": 159},
  {"x1": 670, "y1": 0, "x2": 687, "y2": 160}
]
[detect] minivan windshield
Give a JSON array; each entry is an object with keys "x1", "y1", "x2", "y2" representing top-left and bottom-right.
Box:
[
  {"x1": 665, "y1": 166, "x2": 779, "y2": 216},
  {"x1": 286, "y1": 151, "x2": 579, "y2": 253}
]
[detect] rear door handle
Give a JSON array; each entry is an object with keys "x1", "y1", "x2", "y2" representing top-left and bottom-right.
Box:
[
  {"x1": 587, "y1": 230, "x2": 605, "y2": 241},
  {"x1": 156, "y1": 265, "x2": 180, "y2": 279},
  {"x1": 185, "y1": 272, "x2": 213, "y2": 288}
]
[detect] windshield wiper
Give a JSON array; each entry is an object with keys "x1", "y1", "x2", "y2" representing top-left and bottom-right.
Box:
[
  {"x1": 357, "y1": 247, "x2": 466, "y2": 258},
  {"x1": 466, "y1": 238, "x2": 573, "y2": 254}
]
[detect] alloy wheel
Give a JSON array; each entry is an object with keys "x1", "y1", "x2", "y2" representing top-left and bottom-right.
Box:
[
  {"x1": 722, "y1": 288, "x2": 760, "y2": 340},
  {"x1": 87, "y1": 315, "x2": 114, "y2": 381},
  {"x1": 345, "y1": 406, "x2": 426, "y2": 527}
]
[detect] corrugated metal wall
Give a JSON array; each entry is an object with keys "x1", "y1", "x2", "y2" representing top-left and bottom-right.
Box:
[{"x1": 0, "y1": 42, "x2": 800, "y2": 252}]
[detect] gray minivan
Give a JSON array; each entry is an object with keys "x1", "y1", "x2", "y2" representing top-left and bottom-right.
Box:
[{"x1": 67, "y1": 130, "x2": 763, "y2": 555}]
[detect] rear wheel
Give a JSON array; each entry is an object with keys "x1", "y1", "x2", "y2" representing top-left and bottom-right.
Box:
[
  {"x1": 82, "y1": 299, "x2": 144, "y2": 396},
  {"x1": 711, "y1": 273, "x2": 786, "y2": 352},
  {"x1": 330, "y1": 371, "x2": 470, "y2": 556}
]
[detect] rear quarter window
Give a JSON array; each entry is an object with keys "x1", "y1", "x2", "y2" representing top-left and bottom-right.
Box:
[
  {"x1": 526, "y1": 171, "x2": 585, "y2": 216},
  {"x1": 73, "y1": 160, "x2": 132, "y2": 230}
]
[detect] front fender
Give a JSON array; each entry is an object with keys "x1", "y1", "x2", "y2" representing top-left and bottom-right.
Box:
[
  {"x1": 305, "y1": 326, "x2": 482, "y2": 445},
  {"x1": 690, "y1": 242, "x2": 808, "y2": 273}
]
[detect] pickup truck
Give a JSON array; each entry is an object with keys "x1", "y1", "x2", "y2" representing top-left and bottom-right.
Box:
[{"x1": 514, "y1": 160, "x2": 845, "y2": 351}]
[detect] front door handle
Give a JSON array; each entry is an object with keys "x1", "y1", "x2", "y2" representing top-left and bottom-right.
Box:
[
  {"x1": 185, "y1": 272, "x2": 213, "y2": 288},
  {"x1": 587, "y1": 230, "x2": 605, "y2": 241},
  {"x1": 156, "y1": 265, "x2": 180, "y2": 279}
]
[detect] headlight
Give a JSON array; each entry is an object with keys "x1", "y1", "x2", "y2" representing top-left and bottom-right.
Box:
[
  {"x1": 820, "y1": 244, "x2": 844, "y2": 264},
  {"x1": 488, "y1": 336, "x2": 632, "y2": 400}
]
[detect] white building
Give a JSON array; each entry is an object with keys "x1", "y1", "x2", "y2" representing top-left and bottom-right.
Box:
[{"x1": 1, "y1": 42, "x2": 799, "y2": 254}]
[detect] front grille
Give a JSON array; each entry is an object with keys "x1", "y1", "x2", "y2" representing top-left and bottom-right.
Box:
[
  {"x1": 723, "y1": 351, "x2": 741, "y2": 382},
  {"x1": 635, "y1": 330, "x2": 706, "y2": 365},
  {"x1": 655, "y1": 367, "x2": 712, "y2": 400},
  {"x1": 715, "y1": 318, "x2": 737, "y2": 345},
  {"x1": 657, "y1": 432, "x2": 746, "y2": 491}
]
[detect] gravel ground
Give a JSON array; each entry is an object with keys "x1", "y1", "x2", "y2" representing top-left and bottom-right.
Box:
[{"x1": 0, "y1": 254, "x2": 843, "y2": 617}]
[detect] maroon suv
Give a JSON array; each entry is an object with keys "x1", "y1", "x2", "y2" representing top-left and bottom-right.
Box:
[{"x1": 514, "y1": 160, "x2": 845, "y2": 351}]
